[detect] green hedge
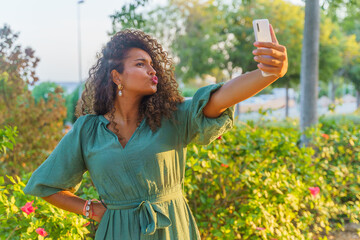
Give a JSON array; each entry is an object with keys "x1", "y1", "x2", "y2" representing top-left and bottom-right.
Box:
[
  {"x1": 1, "y1": 115, "x2": 360, "y2": 239},
  {"x1": 183, "y1": 115, "x2": 360, "y2": 239},
  {"x1": 0, "y1": 174, "x2": 95, "y2": 240}
]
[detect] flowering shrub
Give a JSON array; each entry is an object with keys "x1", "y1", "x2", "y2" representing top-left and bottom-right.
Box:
[
  {"x1": 0, "y1": 174, "x2": 91, "y2": 239},
  {"x1": 1, "y1": 114, "x2": 360, "y2": 239},
  {"x1": 184, "y1": 115, "x2": 360, "y2": 239}
]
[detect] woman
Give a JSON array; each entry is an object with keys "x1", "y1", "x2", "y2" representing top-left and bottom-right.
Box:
[{"x1": 24, "y1": 27, "x2": 287, "y2": 239}]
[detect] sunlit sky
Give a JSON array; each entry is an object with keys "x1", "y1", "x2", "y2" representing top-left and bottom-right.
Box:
[{"x1": 0, "y1": 0, "x2": 303, "y2": 83}]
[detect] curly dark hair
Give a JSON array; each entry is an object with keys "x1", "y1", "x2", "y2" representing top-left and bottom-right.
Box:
[{"x1": 75, "y1": 29, "x2": 184, "y2": 135}]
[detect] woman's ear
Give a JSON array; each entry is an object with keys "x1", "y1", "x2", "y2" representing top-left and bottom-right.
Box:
[{"x1": 110, "y1": 69, "x2": 121, "y2": 84}]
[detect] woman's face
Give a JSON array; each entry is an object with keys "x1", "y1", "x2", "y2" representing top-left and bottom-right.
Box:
[{"x1": 116, "y1": 47, "x2": 157, "y2": 97}]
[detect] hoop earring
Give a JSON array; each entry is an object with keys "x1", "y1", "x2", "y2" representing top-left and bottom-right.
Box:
[{"x1": 118, "y1": 84, "x2": 124, "y2": 96}]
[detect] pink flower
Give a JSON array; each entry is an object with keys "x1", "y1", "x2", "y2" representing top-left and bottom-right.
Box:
[
  {"x1": 82, "y1": 221, "x2": 91, "y2": 227},
  {"x1": 309, "y1": 187, "x2": 320, "y2": 197},
  {"x1": 217, "y1": 135, "x2": 222, "y2": 140},
  {"x1": 36, "y1": 228, "x2": 48, "y2": 237},
  {"x1": 21, "y1": 201, "x2": 37, "y2": 215},
  {"x1": 221, "y1": 163, "x2": 229, "y2": 168},
  {"x1": 256, "y1": 227, "x2": 266, "y2": 231}
]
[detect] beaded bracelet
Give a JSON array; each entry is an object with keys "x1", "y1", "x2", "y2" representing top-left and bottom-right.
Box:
[
  {"x1": 82, "y1": 199, "x2": 100, "y2": 219},
  {"x1": 84, "y1": 199, "x2": 92, "y2": 218}
]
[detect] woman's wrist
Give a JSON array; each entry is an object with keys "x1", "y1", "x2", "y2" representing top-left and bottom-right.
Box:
[
  {"x1": 82, "y1": 199, "x2": 100, "y2": 219},
  {"x1": 82, "y1": 199, "x2": 92, "y2": 218}
]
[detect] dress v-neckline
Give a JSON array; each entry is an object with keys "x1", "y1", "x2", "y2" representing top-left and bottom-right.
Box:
[{"x1": 99, "y1": 115, "x2": 145, "y2": 150}]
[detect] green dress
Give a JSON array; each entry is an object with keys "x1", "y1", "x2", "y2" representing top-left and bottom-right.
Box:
[{"x1": 23, "y1": 83, "x2": 234, "y2": 240}]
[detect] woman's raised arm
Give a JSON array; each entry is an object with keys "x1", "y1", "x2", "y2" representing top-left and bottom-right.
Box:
[{"x1": 203, "y1": 24, "x2": 288, "y2": 118}]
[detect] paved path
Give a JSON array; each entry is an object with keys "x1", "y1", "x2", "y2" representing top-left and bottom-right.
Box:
[{"x1": 236, "y1": 97, "x2": 358, "y2": 121}]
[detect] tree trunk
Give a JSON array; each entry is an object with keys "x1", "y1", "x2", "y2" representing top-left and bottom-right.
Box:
[
  {"x1": 285, "y1": 81, "x2": 289, "y2": 118},
  {"x1": 357, "y1": 90, "x2": 360, "y2": 109},
  {"x1": 300, "y1": 0, "x2": 320, "y2": 145}
]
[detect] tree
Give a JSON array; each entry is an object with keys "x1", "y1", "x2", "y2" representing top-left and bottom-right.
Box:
[
  {"x1": 320, "y1": 0, "x2": 360, "y2": 104},
  {"x1": 343, "y1": 35, "x2": 360, "y2": 107},
  {"x1": 330, "y1": 1, "x2": 360, "y2": 107},
  {"x1": 347, "y1": 63, "x2": 360, "y2": 107},
  {"x1": 318, "y1": 15, "x2": 343, "y2": 103},
  {"x1": 0, "y1": 25, "x2": 67, "y2": 176},
  {"x1": 171, "y1": 0, "x2": 230, "y2": 84},
  {"x1": 31, "y1": 81, "x2": 65, "y2": 104},
  {"x1": 109, "y1": 0, "x2": 149, "y2": 35},
  {"x1": 300, "y1": 0, "x2": 320, "y2": 144},
  {"x1": 298, "y1": 0, "x2": 359, "y2": 143}
]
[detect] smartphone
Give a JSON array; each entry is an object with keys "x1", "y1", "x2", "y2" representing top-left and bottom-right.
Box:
[{"x1": 252, "y1": 19, "x2": 276, "y2": 77}]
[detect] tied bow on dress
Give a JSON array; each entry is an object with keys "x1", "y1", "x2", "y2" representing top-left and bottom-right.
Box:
[
  {"x1": 136, "y1": 200, "x2": 172, "y2": 235},
  {"x1": 102, "y1": 185, "x2": 183, "y2": 238}
]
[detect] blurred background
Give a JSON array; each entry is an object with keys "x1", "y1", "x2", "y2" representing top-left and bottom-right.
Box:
[
  {"x1": 1, "y1": 1, "x2": 360, "y2": 239},
  {"x1": 2, "y1": 0, "x2": 359, "y2": 125}
]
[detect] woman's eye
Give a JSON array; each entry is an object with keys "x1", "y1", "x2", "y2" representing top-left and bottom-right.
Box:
[{"x1": 136, "y1": 63, "x2": 144, "y2": 67}]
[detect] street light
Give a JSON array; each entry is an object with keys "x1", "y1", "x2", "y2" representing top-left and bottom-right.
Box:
[{"x1": 77, "y1": 0, "x2": 84, "y2": 99}]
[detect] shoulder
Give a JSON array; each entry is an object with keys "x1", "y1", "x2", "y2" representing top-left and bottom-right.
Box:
[
  {"x1": 176, "y1": 98, "x2": 192, "y2": 112},
  {"x1": 74, "y1": 114, "x2": 98, "y2": 126},
  {"x1": 75, "y1": 114, "x2": 98, "y2": 123},
  {"x1": 72, "y1": 114, "x2": 100, "y2": 135},
  {"x1": 171, "y1": 98, "x2": 192, "y2": 120}
]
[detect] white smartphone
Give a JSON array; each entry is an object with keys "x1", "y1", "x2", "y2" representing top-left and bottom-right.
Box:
[{"x1": 252, "y1": 19, "x2": 276, "y2": 77}]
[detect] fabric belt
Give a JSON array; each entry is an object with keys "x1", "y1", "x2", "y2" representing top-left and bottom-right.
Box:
[{"x1": 103, "y1": 185, "x2": 183, "y2": 236}]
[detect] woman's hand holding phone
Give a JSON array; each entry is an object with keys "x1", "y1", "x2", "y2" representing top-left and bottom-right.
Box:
[{"x1": 252, "y1": 22, "x2": 288, "y2": 78}]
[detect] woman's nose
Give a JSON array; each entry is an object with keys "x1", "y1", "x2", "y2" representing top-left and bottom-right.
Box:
[{"x1": 148, "y1": 65, "x2": 156, "y2": 75}]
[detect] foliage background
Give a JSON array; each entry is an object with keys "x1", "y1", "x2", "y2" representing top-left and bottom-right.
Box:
[{"x1": 1, "y1": 0, "x2": 360, "y2": 239}]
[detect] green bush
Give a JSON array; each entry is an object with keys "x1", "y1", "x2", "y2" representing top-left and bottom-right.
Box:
[
  {"x1": 0, "y1": 125, "x2": 18, "y2": 155},
  {"x1": 2, "y1": 114, "x2": 360, "y2": 239},
  {"x1": 184, "y1": 117, "x2": 360, "y2": 239},
  {"x1": 0, "y1": 174, "x2": 93, "y2": 240},
  {"x1": 317, "y1": 116, "x2": 360, "y2": 221}
]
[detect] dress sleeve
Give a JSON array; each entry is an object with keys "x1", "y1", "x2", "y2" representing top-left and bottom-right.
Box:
[
  {"x1": 179, "y1": 82, "x2": 235, "y2": 145},
  {"x1": 23, "y1": 116, "x2": 87, "y2": 197}
]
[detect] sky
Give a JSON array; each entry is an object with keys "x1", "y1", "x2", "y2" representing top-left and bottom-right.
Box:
[{"x1": 0, "y1": 0, "x2": 304, "y2": 84}]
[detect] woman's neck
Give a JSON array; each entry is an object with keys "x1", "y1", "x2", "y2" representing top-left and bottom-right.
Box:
[{"x1": 111, "y1": 97, "x2": 142, "y2": 124}]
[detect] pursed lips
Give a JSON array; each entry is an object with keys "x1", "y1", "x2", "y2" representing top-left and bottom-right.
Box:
[{"x1": 151, "y1": 76, "x2": 158, "y2": 84}]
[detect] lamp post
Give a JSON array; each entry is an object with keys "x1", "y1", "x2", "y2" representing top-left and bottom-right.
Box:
[{"x1": 77, "y1": 0, "x2": 84, "y2": 99}]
